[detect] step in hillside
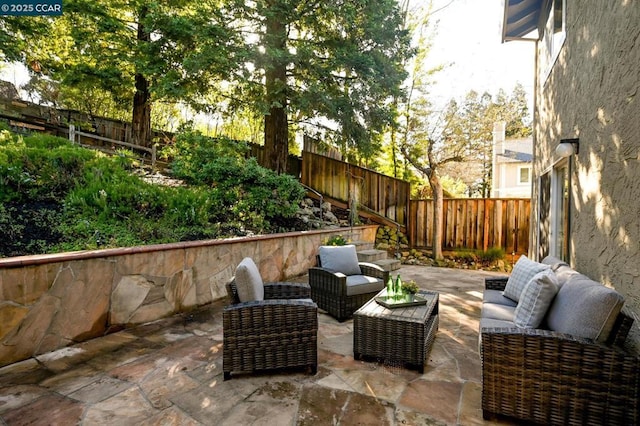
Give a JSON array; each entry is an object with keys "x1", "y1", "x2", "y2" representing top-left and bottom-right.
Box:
[
  {"x1": 331, "y1": 238, "x2": 401, "y2": 271},
  {"x1": 349, "y1": 240, "x2": 375, "y2": 251},
  {"x1": 355, "y1": 247, "x2": 401, "y2": 272},
  {"x1": 370, "y1": 257, "x2": 401, "y2": 272},
  {"x1": 357, "y1": 248, "x2": 388, "y2": 263}
]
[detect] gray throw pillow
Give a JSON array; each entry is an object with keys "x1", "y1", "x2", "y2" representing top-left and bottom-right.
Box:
[
  {"x1": 514, "y1": 269, "x2": 559, "y2": 328},
  {"x1": 318, "y1": 245, "x2": 362, "y2": 276},
  {"x1": 503, "y1": 255, "x2": 550, "y2": 302},
  {"x1": 234, "y1": 257, "x2": 265, "y2": 302},
  {"x1": 541, "y1": 255, "x2": 568, "y2": 270},
  {"x1": 546, "y1": 274, "x2": 624, "y2": 342}
]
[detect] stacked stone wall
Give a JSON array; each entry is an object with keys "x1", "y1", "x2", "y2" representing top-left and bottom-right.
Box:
[{"x1": 0, "y1": 226, "x2": 378, "y2": 367}]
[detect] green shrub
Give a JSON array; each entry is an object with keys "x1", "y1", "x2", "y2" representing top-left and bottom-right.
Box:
[
  {"x1": 0, "y1": 134, "x2": 97, "y2": 256},
  {"x1": 0, "y1": 135, "x2": 95, "y2": 202},
  {"x1": 0, "y1": 201, "x2": 64, "y2": 256},
  {"x1": 477, "y1": 247, "x2": 505, "y2": 263},
  {"x1": 454, "y1": 250, "x2": 477, "y2": 262},
  {"x1": 164, "y1": 128, "x2": 305, "y2": 231},
  {"x1": 58, "y1": 154, "x2": 223, "y2": 250},
  {"x1": 22, "y1": 133, "x2": 75, "y2": 150},
  {"x1": 0, "y1": 126, "x2": 307, "y2": 256},
  {"x1": 161, "y1": 128, "x2": 249, "y2": 184},
  {"x1": 325, "y1": 234, "x2": 348, "y2": 246}
]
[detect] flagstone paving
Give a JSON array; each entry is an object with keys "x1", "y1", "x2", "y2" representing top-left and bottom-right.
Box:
[{"x1": 0, "y1": 265, "x2": 517, "y2": 425}]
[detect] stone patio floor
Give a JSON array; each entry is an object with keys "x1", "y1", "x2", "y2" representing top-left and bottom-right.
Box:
[{"x1": 0, "y1": 265, "x2": 518, "y2": 425}]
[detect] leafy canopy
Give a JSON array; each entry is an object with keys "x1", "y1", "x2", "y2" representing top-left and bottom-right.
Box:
[{"x1": 224, "y1": 0, "x2": 413, "y2": 164}]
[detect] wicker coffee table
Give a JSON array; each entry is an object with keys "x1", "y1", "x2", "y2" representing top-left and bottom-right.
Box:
[{"x1": 353, "y1": 288, "x2": 439, "y2": 373}]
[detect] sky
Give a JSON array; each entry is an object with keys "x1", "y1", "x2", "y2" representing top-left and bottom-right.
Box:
[
  {"x1": 420, "y1": 0, "x2": 536, "y2": 111},
  {"x1": 1, "y1": 0, "x2": 536, "y2": 114}
]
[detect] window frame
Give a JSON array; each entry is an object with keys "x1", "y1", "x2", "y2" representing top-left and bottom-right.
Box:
[
  {"x1": 541, "y1": 0, "x2": 567, "y2": 85},
  {"x1": 518, "y1": 165, "x2": 532, "y2": 185}
]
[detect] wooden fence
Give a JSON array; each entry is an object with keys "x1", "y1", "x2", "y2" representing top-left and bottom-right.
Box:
[
  {"x1": 301, "y1": 151, "x2": 411, "y2": 231},
  {"x1": 3, "y1": 94, "x2": 531, "y2": 254},
  {"x1": 68, "y1": 125, "x2": 157, "y2": 167},
  {"x1": 0, "y1": 97, "x2": 172, "y2": 145},
  {"x1": 248, "y1": 143, "x2": 302, "y2": 177},
  {"x1": 408, "y1": 198, "x2": 531, "y2": 254}
]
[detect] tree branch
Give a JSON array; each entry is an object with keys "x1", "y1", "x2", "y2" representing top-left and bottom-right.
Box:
[{"x1": 400, "y1": 144, "x2": 431, "y2": 177}]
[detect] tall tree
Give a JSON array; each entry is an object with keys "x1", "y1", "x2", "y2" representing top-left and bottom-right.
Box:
[
  {"x1": 227, "y1": 0, "x2": 412, "y2": 173},
  {"x1": 401, "y1": 99, "x2": 466, "y2": 260},
  {"x1": 390, "y1": 0, "x2": 450, "y2": 259},
  {"x1": 441, "y1": 86, "x2": 531, "y2": 196},
  {"x1": 18, "y1": 0, "x2": 241, "y2": 147},
  {"x1": 393, "y1": 0, "x2": 442, "y2": 178},
  {"x1": 262, "y1": 0, "x2": 289, "y2": 173},
  {"x1": 400, "y1": 85, "x2": 531, "y2": 259}
]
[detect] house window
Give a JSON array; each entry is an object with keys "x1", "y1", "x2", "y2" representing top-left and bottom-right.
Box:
[
  {"x1": 541, "y1": 0, "x2": 566, "y2": 84},
  {"x1": 518, "y1": 166, "x2": 531, "y2": 184},
  {"x1": 537, "y1": 160, "x2": 570, "y2": 262},
  {"x1": 551, "y1": 160, "x2": 570, "y2": 261},
  {"x1": 538, "y1": 172, "x2": 551, "y2": 260},
  {"x1": 553, "y1": 0, "x2": 564, "y2": 34}
]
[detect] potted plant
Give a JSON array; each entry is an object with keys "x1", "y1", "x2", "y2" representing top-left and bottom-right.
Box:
[
  {"x1": 401, "y1": 280, "x2": 419, "y2": 295},
  {"x1": 325, "y1": 234, "x2": 348, "y2": 246}
]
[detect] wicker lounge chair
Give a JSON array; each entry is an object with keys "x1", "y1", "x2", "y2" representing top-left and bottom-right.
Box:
[
  {"x1": 481, "y1": 272, "x2": 640, "y2": 425},
  {"x1": 223, "y1": 258, "x2": 318, "y2": 380},
  {"x1": 308, "y1": 245, "x2": 388, "y2": 322}
]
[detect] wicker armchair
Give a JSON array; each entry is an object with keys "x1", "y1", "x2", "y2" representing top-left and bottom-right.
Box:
[
  {"x1": 308, "y1": 246, "x2": 388, "y2": 322},
  {"x1": 481, "y1": 277, "x2": 640, "y2": 425},
  {"x1": 223, "y1": 279, "x2": 318, "y2": 380}
]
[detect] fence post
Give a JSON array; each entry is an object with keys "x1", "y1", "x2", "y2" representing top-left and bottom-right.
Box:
[
  {"x1": 151, "y1": 144, "x2": 157, "y2": 169},
  {"x1": 484, "y1": 199, "x2": 491, "y2": 252},
  {"x1": 69, "y1": 124, "x2": 75, "y2": 143}
]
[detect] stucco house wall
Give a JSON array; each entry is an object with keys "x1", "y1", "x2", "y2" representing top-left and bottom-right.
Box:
[{"x1": 530, "y1": 1, "x2": 640, "y2": 347}]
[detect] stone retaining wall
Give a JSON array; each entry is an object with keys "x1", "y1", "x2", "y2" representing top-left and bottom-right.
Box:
[{"x1": 0, "y1": 226, "x2": 377, "y2": 367}]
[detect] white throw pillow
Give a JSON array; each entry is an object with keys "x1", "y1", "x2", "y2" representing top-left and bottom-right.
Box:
[
  {"x1": 514, "y1": 269, "x2": 559, "y2": 328},
  {"x1": 503, "y1": 255, "x2": 550, "y2": 302},
  {"x1": 234, "y1": 257, "x2": 264, "y2": 302},
  {"x1": 318, "y1": 245, "x2": 362, "y2": 276}
]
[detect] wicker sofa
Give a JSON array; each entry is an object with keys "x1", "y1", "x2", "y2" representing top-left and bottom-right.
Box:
[
  {"x1": 480, "y1": 255, "x2": 639, "y2": 425},
  {"x1": 223, "y1": 258, "x2": 318, "y2": 380},
  {"x1": 308, "y1": 245, "x2": 388, "y2": 322}
]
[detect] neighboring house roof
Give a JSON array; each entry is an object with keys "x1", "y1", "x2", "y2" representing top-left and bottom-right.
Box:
[
  {"x1": 495, "y1": 138, "x2": 533, "y2": 163},
  {"x1": 497, "y1": 149, "x2": 533, "y2": 163},
  {"x1": 502, "y1": 0, "x2": 544, "y2": 42}
]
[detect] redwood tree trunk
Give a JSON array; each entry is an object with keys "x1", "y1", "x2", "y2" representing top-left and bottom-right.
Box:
[
  {"x1": 132, "y1": 7, "x2": 152, "y2": 148},
  {"x1": 263, "y1": 4, "x2": 288, "y2": 174},
  {"x1": 132, "y1": 73, "x2": 151, "y2": 147},
  {"x1": 264, "y1": 101, "x2": 288, "y2": 174},
  {"x1": 429, "y1": 172, "x2": 444, "y2": 260}
]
